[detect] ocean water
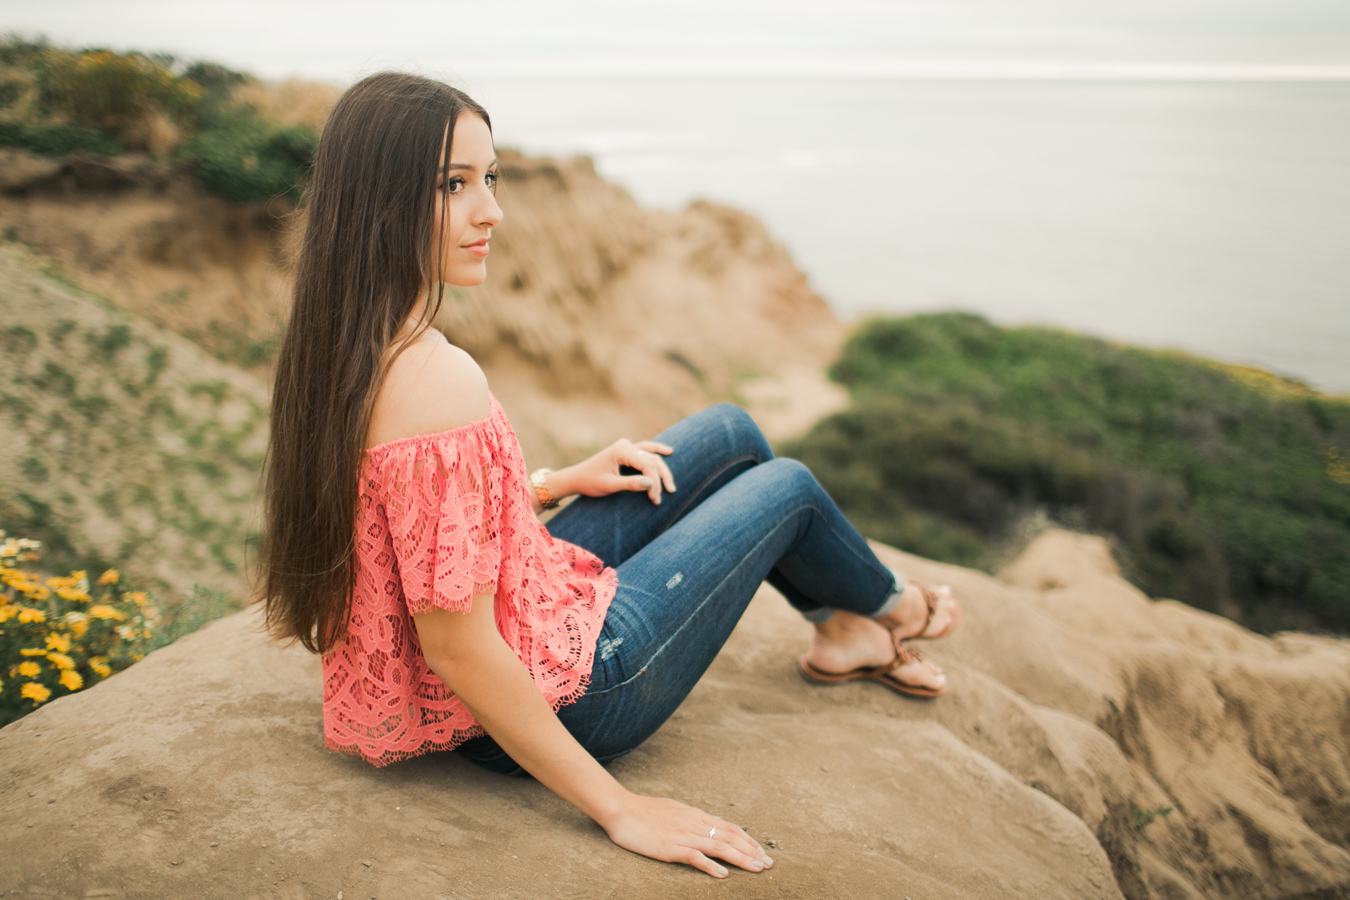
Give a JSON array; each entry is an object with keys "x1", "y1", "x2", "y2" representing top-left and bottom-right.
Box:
[{"x1": 471, "y1": 77, "x2": 1350, "y2": 393}]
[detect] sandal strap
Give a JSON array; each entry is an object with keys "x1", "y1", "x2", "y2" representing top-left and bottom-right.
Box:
[
  {"x1": 887, "y1": 641, "x2": 944, "y2": 676},
  {"x1": 889, "y1": 642, "x2": 925, "y2": 670},
  {"x1": 917, "y1": 585, "x2": 939, "y2": 636}
]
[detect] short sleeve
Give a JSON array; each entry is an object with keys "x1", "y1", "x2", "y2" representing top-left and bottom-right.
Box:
[{"x1": 375, "y1": 430, "x2": 504, "y2": 615}]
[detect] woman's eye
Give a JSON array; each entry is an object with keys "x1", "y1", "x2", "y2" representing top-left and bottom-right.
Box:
[
  {"x1": 439, "y1": 177, "x2": 466, "y2": 195},
  {"x1": 485, "y1": 171, "x2": 498, "y2": 194}
]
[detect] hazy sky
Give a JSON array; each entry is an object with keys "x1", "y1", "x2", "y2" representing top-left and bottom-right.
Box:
[{"x1": 6, "y1": 0, "x2": 1350, "y2": 83}]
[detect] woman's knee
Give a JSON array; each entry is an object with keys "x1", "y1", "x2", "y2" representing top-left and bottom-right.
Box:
[
  {"x1": 759, "y1": 457, "x2": 819, "y2": 496},
  {"x1": 701, "y1": 403, "x2": 773, "y2": 462}
]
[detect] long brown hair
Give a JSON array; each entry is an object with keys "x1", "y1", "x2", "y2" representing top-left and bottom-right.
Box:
[{"x1": 259, "y1": 72, "x2": 490, "y2": 653}]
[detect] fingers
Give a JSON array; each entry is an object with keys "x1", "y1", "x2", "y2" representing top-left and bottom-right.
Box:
[
  {"x1": 682, "y1": 836, "x2": 771, "y2": 878},
  {"x1": 682, "y1": 848, "x2": 729, "y2": 879},
  {"x1": 634, "y1": 441, "x2": 677, "y2": 494},
  {"x1": 634, "y1": 440, "x2": 673, "y2": 456},
  {"x1": 621, "y1": 473, "x2": 656, "y2": 497},
  {"x1": 701, "y1": 839, "x2": 770, "y2": 874},
  {"x1": 709, "y1": 818, "x2": 773, "y2": 872},
  {"x1": 616, "y1": 441, "x2": 673, "y2": 504}
]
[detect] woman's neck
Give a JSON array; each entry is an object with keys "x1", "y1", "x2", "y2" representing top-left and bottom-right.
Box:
[{"x1": 395, "y1": 297, "x2": 437, "y2": 345}]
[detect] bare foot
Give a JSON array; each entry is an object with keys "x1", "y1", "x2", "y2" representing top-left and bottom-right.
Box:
[
  {"x1": 876, "y1": 583, "x2": 961, "y2": 642},
  {"x1": 803, "y1": 610, "x2": 946, "y2": 694}
]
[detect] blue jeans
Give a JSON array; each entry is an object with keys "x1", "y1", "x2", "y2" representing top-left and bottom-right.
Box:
[{"x1": 456, "y1": 404, "x2": 901, "y2": 774}]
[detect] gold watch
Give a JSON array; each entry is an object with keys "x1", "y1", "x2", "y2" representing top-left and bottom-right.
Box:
[{"x1": 530, "y1": 468, "x2": 559, "y2": 510}]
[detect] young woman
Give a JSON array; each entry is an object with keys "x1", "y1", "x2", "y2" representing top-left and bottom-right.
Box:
[{"x1": 260, "y1": 72, "x2": 961, "y2": 880}]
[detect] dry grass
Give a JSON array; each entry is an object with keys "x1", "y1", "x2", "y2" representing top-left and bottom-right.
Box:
[{"x1": 231, "y1": 79, "x2": 339, "y2": 131}]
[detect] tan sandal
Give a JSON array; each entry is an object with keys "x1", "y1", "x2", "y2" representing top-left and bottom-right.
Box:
[{"x1": 798, "y1": 642, "x2": 947, "y2": 699}]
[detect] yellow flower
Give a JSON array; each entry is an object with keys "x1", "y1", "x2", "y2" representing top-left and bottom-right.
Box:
[
  {"x1": 88, "y1": 657, "x2": 112, "y2": 678},
  {"x1": 59, "y1": 669, "x2": 83, "y2": 691},
  {"x1": 46, "y1": 652, "x2": 75, "y2": 670},
  {"x1": 17, "y1": 661, "x2": 41, "y2": 677},
  {"x1": 88, "y1": 604, "x2": 126, "y2": 621},
  {"x1": 21, "y1": 682, "x2": 50, "y2": 703},
  {"x1": 64, "y1": 610, "x2": 89, "y2": 636},
  {"x1": 45, "y1": 633, "x2": 72, "y2": 653},
  {"x1": 98, "y1": 569, "x2": 120, "y2": 585},
  {"x1": 57, "y1": 587, "x2": 91, "y2": 602},
  {"x1": 5, "y1": 570, "x2": 44, "y2": 594},
  {"x1": 20, "y1": 647, "x2": 47, "y2": 657},
  {"x1": 127, "y1": 591, "x2": 148, "y2": 607},
  {"x1": 0, "y1": 605, "x2": 16, "y2": 623},
  {"x1": 17, "y1": 607, "x2": 45, "y2": 623}
]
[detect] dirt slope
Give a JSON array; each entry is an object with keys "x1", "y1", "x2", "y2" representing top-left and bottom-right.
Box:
[
  {"x1": 0, "y1": 146, "x2": 845, "y2": 465},
  {"x1": 2, "y1": 530, "x2": 1347, "y2": 899},
  {"x1": 0, "y1": 247, "x2": 268, "y2": 601}
]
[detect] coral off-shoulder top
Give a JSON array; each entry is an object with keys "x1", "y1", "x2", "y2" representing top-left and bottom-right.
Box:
[{"x1": 322, "y1": 391, "x2": 617, "y2": 766}]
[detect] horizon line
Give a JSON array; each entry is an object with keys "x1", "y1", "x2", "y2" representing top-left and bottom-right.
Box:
[{"x1": 434, "y1": 58, "x2": 1350, "y2": 83}]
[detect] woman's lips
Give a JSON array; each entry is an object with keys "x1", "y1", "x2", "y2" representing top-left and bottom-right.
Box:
[{"x1": 462, "y1": 240, "x2": 490, "y2": 257}]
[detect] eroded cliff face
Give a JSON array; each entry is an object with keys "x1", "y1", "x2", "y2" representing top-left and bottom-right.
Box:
[{"x1": 0, "y1": 146, "x2": 845, "y2": 465}]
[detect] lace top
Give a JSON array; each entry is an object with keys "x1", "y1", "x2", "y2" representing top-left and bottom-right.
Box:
[{"x1": 322, "y1": 392, "x2": 617, "y2": 766}]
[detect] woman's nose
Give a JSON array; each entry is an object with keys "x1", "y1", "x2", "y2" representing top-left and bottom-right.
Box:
[{"x1": 477, "y1": 188, "x2": 504, "y2": 229}]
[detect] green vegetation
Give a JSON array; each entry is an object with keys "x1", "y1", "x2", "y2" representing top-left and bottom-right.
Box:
[
  {"x1": 1133, "y1": 805, "x2": 1174, "y2": 833},
  {"x1": 0, "y1": 37, "x2": 316, "y2": 202},
  {"x1": 782, "y1": 313, "x2": 1350, "y2": 634}
]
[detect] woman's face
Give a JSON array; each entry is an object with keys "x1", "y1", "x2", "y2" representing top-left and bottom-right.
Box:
[{"x1": 431, "y1": 110, "x2": 503, "y2": 287}]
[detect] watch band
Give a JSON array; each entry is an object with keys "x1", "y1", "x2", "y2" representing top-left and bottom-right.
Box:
[{"x1": 530, "y1": 467, "x2": 559, "y2": 510}]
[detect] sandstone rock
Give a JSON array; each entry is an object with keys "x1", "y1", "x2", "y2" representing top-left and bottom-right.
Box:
[{"x1": 3, "y1": 531, "x2": 1347, "y2": 898}]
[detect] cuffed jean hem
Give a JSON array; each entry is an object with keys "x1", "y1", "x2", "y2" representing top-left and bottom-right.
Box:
[
  {"x1": 799, "y1": 605, "x2": 838, "y2": 624},
  {"x1": 794, "y1": 566, "x2": 905, "y2": 624}
]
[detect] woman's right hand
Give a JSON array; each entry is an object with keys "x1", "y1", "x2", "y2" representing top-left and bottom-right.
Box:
[
  {"x1": 416, "y1": 599, "x2": 770, "y2": 879},
  {"x1": 601, "y1": 793, "x2": 774, "y2": 878}
]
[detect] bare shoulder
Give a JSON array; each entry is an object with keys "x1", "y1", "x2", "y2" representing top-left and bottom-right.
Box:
[{"x1": 366, "y1": 330, "x2": 489, "y2": 448}]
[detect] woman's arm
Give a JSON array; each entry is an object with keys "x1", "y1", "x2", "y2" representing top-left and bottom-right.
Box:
[{"x1": 413, "y1": 594, "x2": 772, "y2": 878}]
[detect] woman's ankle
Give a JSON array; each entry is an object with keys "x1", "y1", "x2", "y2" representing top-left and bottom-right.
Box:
[{"x1": 807, "y1": 611, "x2": 894, "y2": 672}]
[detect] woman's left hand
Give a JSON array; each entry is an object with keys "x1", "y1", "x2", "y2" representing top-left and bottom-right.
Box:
[{"x1": 555, "y1": 439, "x2": 676, "y2": 505}]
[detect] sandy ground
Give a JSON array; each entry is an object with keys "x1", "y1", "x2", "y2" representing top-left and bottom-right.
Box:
[{"x1": 3, "y1": 531, "x2": 1347, "y2": 899}]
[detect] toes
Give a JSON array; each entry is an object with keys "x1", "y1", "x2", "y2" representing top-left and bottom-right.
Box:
[
  {"x1": 924, "y1": 586, "x2": 961, "y2": 638},
  {"x1": 892, "y1": 657, "x2": 945, "y2": 691}
]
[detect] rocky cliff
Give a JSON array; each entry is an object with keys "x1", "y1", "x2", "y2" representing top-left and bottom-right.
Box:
[
  {"x1": 0, "y1": 145, "x2": 845, "y2": 467},
  {"x1": 0, "y1": 140, "x2": 845, "y2": 600},
  {"x1": 3, "y1": 531, "x2": 1347, "y2": 899}
]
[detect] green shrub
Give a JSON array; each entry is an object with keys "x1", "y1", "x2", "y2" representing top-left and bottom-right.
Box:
[
  {"x1": 33, "y1": 48, "x2": 200, "y2": 142},
  {"x1": 784, "y1": 313, "x2": 1350, "y2": 633},
  {"x1": 0, "y1": 120, "x2": 122, "y2": 156},
  {"x1": 177, "y1": 106, "x2": 317, "y2": 203},
  {"x1": 1, "y1": 38, "x2": 315, "y2": 202}
]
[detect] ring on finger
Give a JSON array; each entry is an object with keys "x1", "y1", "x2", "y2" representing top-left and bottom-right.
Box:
[{"x1": 709, "y1": 827, "x2": 717, "y2": 838}]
